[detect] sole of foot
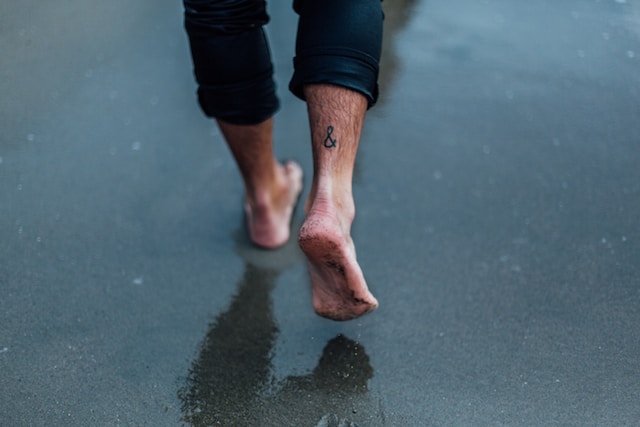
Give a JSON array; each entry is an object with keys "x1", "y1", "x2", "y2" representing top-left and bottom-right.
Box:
[{"x1": 298, "y1": 212, "x2": 378, "y2": 321}]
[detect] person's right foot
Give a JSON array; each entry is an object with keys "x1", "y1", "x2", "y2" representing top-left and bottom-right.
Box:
[{"x1": 298, "y1": 196, "x2": 378, "y2": 321}]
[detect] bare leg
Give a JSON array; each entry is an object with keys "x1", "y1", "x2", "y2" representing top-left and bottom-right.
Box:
[
  {"x1": 217, "y1": 117, "x2": 303, "y2": 249},
  {"x1": 298, "y1": 84, "x2": 378, "y2": 321}
]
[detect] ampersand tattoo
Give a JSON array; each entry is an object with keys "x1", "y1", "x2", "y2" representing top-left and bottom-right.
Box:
[{"x1": 323, "y1": 125, "x2": 337, "y2": 148}]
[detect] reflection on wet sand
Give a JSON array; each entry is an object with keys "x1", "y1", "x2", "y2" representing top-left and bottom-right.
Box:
[
  {"x1": 178, "y1": 263, "x2": 279, "y2": 426},
  {"x1": 353, "y1": 0, "x2": 418, "y2": 182},
  {"x1": 269, "y1": 335, "x2": 377, "y2": 426},
  {"x1": 178, "y1": 260, "x2": 379, "y2": 426},
  {"x1": 379, "y1": 0, "x2": 419, "y2": 100}
]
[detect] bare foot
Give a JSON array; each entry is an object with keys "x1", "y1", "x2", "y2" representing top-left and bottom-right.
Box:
[
  {"x1": 245, "y1": 161, "x2": 303, "y2": 249},
  {"x1": 298, "y1": 198, "x2": 378, "y2": 321}
]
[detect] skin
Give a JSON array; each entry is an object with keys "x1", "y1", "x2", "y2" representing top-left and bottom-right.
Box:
[
  {"x1": 299, "y1": 84, "x2": 378, "y2": 320},
  {"x1": 217, "y1": 83, "x2": 378, "y2": 321},
  {"x1": 217, "y1": 117, "x2": 303, "y2": 249}
]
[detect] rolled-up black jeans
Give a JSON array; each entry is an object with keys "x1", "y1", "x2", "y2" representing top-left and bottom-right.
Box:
[{"x1": 183, "y1": 0, "x2": 383, "y2": 125}]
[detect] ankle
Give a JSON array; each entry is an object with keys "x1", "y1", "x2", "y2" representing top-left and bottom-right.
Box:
[
  {"x1": 245, "y1": 163, "x2": 284, "y2": 205},
  {"x1": 307, "y1": 185, "x2": 355, "y2": 225}
]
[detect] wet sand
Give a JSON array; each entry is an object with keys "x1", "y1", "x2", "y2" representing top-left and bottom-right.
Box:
[{"x1": 1, "y1": 0, "x2": 639, "y2": 425}]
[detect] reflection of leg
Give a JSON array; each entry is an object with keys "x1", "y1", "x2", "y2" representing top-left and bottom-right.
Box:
[
  {"x1": 273, "y1": 334, "x2": 375, "y2": 425},
  {"x1": 179, "y1": 264, "x2": 279, "y2": 425},
  {"x1": 312, "y1": 334, "x2": 373, "y2": 389},
  {"x1": 218, "y1": 119, "x2": 303, "y2": 249},
  {"x1": 299, "y1": 84, "x2": 378, "y2": 321}
]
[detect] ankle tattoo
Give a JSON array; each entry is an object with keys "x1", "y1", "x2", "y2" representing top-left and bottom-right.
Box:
[{"x1": 323, "y1": 125, "x2": 337, "y2": 148}]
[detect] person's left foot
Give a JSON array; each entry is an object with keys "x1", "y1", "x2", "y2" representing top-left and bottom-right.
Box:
[{"x1": 245, "y1": 161, "x2": 303, "y2": 249}]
